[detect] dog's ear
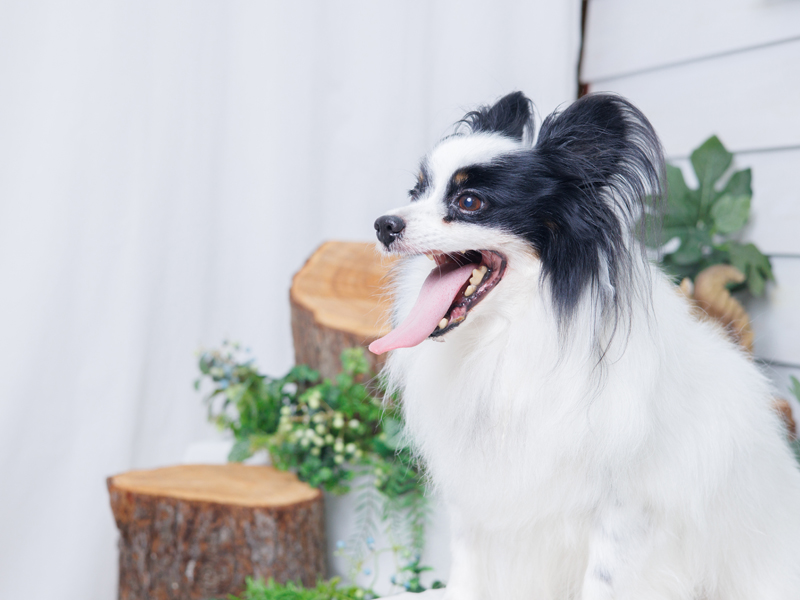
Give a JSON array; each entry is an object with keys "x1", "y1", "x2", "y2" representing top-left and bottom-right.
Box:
[
  {"x1": 461, "y1": 91, "x2": 533, "y2": 141},
  {"x1": 535, "y1": 93, "x2": 661, "y2": 185},
  {"x1": 530, "y1": 93, "x2": 664, "y2": 335}
]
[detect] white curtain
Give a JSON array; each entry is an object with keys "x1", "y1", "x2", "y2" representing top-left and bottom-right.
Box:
[{"x1": 0, "y1": 2, "x2": 580, "y2": 598}]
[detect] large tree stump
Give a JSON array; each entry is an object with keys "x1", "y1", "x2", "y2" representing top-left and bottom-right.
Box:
[
  {"x1": 290, "y1": 241, "x2": 398, "y2": 379},
  {"x1": 107, "y1": 464, "x2": 326, "y2": 600}
]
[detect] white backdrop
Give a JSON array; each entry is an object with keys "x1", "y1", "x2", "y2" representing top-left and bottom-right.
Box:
[{"x1": 0, "y1": 2, "x2": 580, "y2": 598}]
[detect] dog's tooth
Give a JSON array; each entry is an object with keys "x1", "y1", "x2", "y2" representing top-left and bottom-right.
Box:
[
  {"x1": 426, "y1": 254, "x2": 434, "y2": 261},
  {"x1": 438, "y1": 318, "x2": 448, "y2": 329},
  {"x1": 469, "y1": 270, "x2": 483, "y2": 286},
  {"x1": 465, "y1": 285, "x2": 476, "y2": 297},
  {"x1": 479, "y1": 265, "x2": 488, "y2": 275}
]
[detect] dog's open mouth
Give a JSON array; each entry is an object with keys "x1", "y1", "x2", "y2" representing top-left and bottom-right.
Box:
[{"x1": 369, "y1": 250, "x2": 507, "y2": 355}]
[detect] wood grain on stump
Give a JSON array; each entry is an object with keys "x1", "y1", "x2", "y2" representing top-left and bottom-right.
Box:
[
  {"x1": 291, "y1": 241, "x2": 398, "y2": 379},
  {"x1": 107, "y1": 464, "x2": 325, "y2": 600}
]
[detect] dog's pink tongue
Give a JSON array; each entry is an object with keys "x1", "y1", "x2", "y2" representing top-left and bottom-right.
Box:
[{"x1": 369, "y1": 262, "x2": 477, "y2": 355}]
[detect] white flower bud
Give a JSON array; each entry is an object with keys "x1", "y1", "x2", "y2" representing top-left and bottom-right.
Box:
[{"x1": 307, "y1": 389, "x2": 322, "y2": 410}]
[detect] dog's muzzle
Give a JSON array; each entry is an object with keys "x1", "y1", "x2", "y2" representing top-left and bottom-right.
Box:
[{"x1": 374, "y1": 215, "x2": 405, "y2": 248}]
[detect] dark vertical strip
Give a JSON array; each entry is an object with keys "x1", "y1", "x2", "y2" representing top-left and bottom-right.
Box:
[{"x1": 577, "y1": 0, "x2": 590, "y2": 98}]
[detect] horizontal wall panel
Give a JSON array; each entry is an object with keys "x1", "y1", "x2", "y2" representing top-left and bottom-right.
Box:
[
  {"x1": 590, "y1": 40, "x2": 800, "y2": 156},
  {"x1": 748, "y1": 257, "x2": 800, "y2": 366},
  {"x1": 742, "y1": 150, "x2": 800, "y2": 257},
  {"x1": 669, "y1": 148, "x2": 800, "y2": 256},
  {"x1": 583, "y1": 0, "x2": 800, "y2": 81}
]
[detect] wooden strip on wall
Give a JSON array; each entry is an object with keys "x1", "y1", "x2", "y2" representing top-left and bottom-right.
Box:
[
  {"x1": 583, "y1": 0, "x2": 800, "y2": 82},
  {"x1": 590, "y1": 40, "x2": 800, "y2": 156}
]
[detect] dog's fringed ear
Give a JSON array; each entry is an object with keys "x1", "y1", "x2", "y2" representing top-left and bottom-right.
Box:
[
  {"x1": 461, "y1": 91, "x2": 533, "y2": 141},
  {"x1": 535, "y1": 94, "x2": 664, "y2": 203},
  {"x1": 531, "y1": 93, "x2": 664, "y2": 338}
]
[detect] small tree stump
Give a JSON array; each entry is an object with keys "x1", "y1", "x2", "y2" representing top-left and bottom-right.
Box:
[
  {"x1": 290, "y1": 241, "x2": 397, "y2": 379},
  {"x1": 107, "y1": 464, "x2": 326, "y2": 600}
]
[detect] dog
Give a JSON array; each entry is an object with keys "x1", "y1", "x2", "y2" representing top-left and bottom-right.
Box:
[{"x1": 368, "y1": 92, "x2": 800, "y2": 599}]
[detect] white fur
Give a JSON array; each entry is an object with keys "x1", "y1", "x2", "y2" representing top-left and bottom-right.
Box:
[{"x1": 380, "y1": 134, "x2": 800, "y2": 599}]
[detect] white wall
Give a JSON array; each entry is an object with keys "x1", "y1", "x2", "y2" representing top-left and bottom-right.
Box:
[
  {"x1": 583, "y1": 0, "x2": 800, "y2": 393},
  {"x1": 0, "y1": 2, "x2": 581, "y2": 599}
]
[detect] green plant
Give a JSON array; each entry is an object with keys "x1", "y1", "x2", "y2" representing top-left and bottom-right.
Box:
[
  {"x1": 789, "y1": 376, "x2": 800, "y2": 463},
  {"x1": 197, "y1": 345, "x2": 422, "y2": 497},
  {"x1": 395, "y1": 557, "x2": 445, "y2": 593},
  {"x1": 645, "y1": 135, "x2": 773, "y2": 295},
  {"x1": 227, "y1": 577, "x2": 372, "y2": 600},
  {"x1": 196, "y1": 343, "x2": 436, "y2": 592}
]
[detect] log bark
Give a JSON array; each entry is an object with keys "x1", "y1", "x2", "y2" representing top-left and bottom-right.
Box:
[
  {"x1": 290, "y1": 241, "x2": 397, "y2": 379},
  {"x1": 107, "y1": 464, "x2": 326, "y2": 600}
]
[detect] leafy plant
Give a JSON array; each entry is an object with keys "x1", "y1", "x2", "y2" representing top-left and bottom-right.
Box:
[
  {"x1": 789, "y1": 376, "x2": 800, "y2": 464},
  {"x1": 226, "y1": 577, "x2": 372, "y2": 600},
  {"x1": 395, "y1": 557, "x2": 445, "y2": 593},
  {"x1": 646, "y1": 135, "x2": 773, "y2": 295},
  {"x1": 196, "y1": 343, "x2": 437, "y2": 592}
]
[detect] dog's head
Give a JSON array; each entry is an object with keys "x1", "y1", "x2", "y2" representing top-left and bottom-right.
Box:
[{"x1": 369, "y1": 92, "x2": 664, "y2": 355}]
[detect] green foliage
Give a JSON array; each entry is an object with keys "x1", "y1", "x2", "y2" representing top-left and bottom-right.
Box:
[
  {"x1": 196, "y1": 343, "x2": 284, "y2": 444},
  {"x1": 197, "y1": 344, "x2": 439, "y2": 593},
  {"x1": 227, "y1": 577, "x2": 373, "y2": 600},
  {"x1": 646, "y1": 135, "x2": 773, "y2": 295},
  {"x1": 789, "y1": 376, "x2": 800, "y2": 404},
  {"x1": 197, "y1": 344, "x2": 423, "y2": 498},
  {"x1": 396, "y1": 557, "x2": 445, "y2": 593},
  {"x1": 789, "y1": 377, "x2": 800, "y2": 464}
]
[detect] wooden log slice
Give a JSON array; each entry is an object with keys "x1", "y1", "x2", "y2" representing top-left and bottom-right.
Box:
[
  {"x1": 290, "y1": 241, "x2": 398, "y2": 379},
  {"x1": 107, "y1": 464, "x2": 325, "y2": 600}
]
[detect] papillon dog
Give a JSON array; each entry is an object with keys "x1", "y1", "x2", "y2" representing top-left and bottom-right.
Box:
[{"x1": 368, "y1": 92, "x2": 800, "y2": 599}]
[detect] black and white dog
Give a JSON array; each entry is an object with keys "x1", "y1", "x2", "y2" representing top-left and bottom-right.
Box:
[{"x1": 369, "y1": 92, "x2": 800, "y2": 599}]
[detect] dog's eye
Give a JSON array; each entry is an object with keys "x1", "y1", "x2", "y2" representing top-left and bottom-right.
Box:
[{"x1": 456, "y1": 194, "x2": 482, "y2": 212}]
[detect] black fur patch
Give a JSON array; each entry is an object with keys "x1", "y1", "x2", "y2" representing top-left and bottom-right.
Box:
[
  {"x1": 446, "y1": 93, "x2": 664, "y2": 329},
  {"x1": 459, "y1": 91, "x2": 533, "y2": 141}
]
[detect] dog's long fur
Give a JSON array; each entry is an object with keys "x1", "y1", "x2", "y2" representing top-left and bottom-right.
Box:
[{"x1": 374, "y1": 92, "x2": 800, "y2": 599}]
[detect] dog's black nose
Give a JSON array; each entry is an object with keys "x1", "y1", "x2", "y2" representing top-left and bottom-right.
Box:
[{"x1": 374, "y1": 215, "x2": 405, "y2": 247}]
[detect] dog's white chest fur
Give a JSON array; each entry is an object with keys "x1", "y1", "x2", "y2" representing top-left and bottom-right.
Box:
[{"x1": 386, "y1": 263, "x2": 800, "y2": 600}]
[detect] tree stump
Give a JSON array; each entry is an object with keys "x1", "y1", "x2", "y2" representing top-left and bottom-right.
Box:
[
  {"x1": 290, "y1": 241, "x2": 398, "y2": 379},
  {"x1": 107, "y1": 464, "x2": 326, "y2": 600}
]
